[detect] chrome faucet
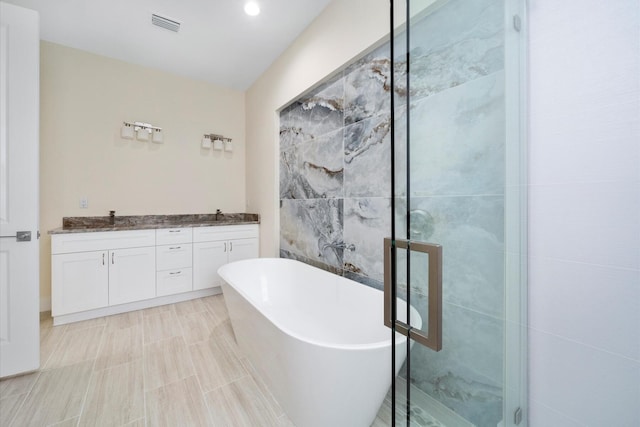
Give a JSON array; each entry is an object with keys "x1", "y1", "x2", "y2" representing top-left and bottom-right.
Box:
[{"x1": 322, "y1": 241, "x2": 355, "y2": 252}]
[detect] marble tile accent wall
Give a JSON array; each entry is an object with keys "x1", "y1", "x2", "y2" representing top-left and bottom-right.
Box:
[
  {"x1": 279, "y1": 1, "x2": 505, "y2": 426},
  {"x1": 279, "y1": 46, "x2": 392, "y2": 288}
]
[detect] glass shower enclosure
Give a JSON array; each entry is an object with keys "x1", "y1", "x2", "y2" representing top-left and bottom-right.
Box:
[{"x1": 384, "y1": 1, "x2": 527, "y2": 426}]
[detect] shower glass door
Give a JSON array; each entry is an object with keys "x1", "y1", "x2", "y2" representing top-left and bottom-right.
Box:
[{"x1": 386, "y1": 0, "x2": 527, "y2": 426}]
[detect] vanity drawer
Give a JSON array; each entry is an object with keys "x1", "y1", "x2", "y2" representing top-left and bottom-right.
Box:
[
  {"x1": 156, "y1": 228, "x2": 193, "y2": 246},
  {"x1": 156, "y1": 244, "x2": 192, "y2": 271},
  {"x1": 156, "y1": 268, "x2": 192, "y2": 297},
  {"x1": 193, "y1": 224, "x2": 258, "y2": 242},
  {"x1": 52, "y1": 230, "x2": 155, "y2": 254}
]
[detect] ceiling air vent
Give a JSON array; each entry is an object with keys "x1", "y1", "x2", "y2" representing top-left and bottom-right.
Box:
[{"x1": 152, "y1": 14, "x2": 180, "y2": 32}]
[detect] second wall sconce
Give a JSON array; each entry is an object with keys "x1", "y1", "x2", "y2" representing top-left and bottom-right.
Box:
[
  {"x1": 202, "y1": 133, "x2": 232, "y2": 152},
  {"x1": 122, "y1": 121, "x2": 163, "y2": 143}
]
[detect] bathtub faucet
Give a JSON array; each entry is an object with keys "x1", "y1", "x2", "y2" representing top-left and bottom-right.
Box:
[{"x1": 322, "y1": 241, "x2": 356, "y2": 252}]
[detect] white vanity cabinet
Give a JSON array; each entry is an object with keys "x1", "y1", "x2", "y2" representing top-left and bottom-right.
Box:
[
  {"x1": 51, "y1": 230, "x2": 156, "y2": 316},
  {"x1": 51, "y1": 223, "x2": 258, "y2": 325},
  {"x1": 156, "y1": 228, "x2": 193, "y2": 297},
  {"x1": 193, "y1": 225, "x2": 259, "y2": 290}
]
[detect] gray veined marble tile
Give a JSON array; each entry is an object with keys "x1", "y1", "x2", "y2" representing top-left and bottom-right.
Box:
[
  {"x1": 392, "y1": 105, "x2": 408, "y2": 197},
  {"x1": 280, "y1": 129, "x2": 344, "y2": 199},
  {"x1": 395, "y1": 195, "x2": 505, "y2": 318},
  {"x1": 344, "y1": 45, "x2": 391, "y2": 125},
  {"x1": 408, "y1": 71, "x2": 505, "y2": 197},
  {"x1": 407, "y1": 302, "x2": 504, "y2": 427},
  {"x1": 392, "y1": 0, "x2": 504, "y2": 103},
  {"x1": 279, "y1": 249, "x2": 344, "y2": 276},
  {"x1": 344, "y1": 114, "x2": 392, "y2": 198},
  {"x1": 280, "y1": 199, "x2": 343, "y2": 269},
  {"x1": 279, "y1": 76, "x2": 345, "y2": 149},
  {"x1": 343, "y1": 198, "x2": 391, "y2": 282}
]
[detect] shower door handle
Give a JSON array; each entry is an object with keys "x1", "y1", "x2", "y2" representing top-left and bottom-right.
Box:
[{"x1": 383, "y1": 237, "x2": 442, "y2": 352}]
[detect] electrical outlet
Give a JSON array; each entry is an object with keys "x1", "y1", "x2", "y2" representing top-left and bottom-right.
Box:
[{"x1": 80, "y1": 197, "x2": 88, "y2": 209}]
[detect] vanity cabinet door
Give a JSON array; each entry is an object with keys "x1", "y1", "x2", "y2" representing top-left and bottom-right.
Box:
[
  {"x1": 108, "y1": 246, "x2": 156, "y2": 305},
  {"x1": 227, "y1": 238, "x2": 259, "y2": 263},
  {"x1": 193, "y1": 241, "x2": 228, "y2": 290},
  {"x1": 52, "y1": 251, "x2": 109, "y2": 316}
]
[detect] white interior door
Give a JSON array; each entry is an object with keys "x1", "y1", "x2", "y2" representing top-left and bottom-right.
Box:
[{"x1": 0, "y1": 2, "x2": 40, "y2": 378}]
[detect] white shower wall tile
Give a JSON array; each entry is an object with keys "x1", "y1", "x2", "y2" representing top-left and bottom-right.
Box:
[
  {"x1": 529, "y1": 256, "x2": 640, "y2": 361},
  {"x1": 528, "y1": 181, "x2": 640, "y2": 270},
  {"x1": 279, "y1": 199, "x2": 343, "y2": 270},
  {"x1": 527, "y1": 400, "x2": 585, "y2": 427},
  {"x1": 279, "y1": 129, "x2": 344, "y2": 199},
  {"x1": 343, "y1": 114, "x2": 392, "y2": 198},
  {"x1": 529, "y1": 99, "x2": 640, "y2": 185},
  {"x1": 528, "y1": 0, "x2": 639, "y2": 186},
  {"x1": 528, "y1": 328, "x2": 640, "y2": 427},
  {"x1": 407, "y1": 71, "x2": 505, "y2": 197}
]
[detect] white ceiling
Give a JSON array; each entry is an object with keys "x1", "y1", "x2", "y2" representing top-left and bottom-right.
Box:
[{"x1": 3, "y1": 0, "x2": 333, "y2": 90}]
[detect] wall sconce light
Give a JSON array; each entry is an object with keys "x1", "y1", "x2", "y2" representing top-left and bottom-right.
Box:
[
  {"x1": 201, "y1": 135, "x2": 212, "y2": 149},
  {"x1": 137, "y1": 127, "x2": 150, "y2": 141},
  {"x1": 121, "y1": 123, "x2": 135, "y2": 139},
  {"x1": 152, "y1": 129, "x2": 163, "y2": 143},
  {"x1": 203, "y1": 133, "x2": 232, "y2": 152},
  {"x1": 122, "y1": 121, "x2": 163, "y2": 143}
]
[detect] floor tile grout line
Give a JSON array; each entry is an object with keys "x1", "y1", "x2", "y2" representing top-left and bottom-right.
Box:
[
  {"x1": 6, "y1": 390, "x2": 30, "y2": 427},
  {"x1": 240, "y1": 357, "x2": 284, "y2": 422},
  {"x1": 243, "y1": 373, "x2": 283, "y2": 425},
  {"x1": 182, "y1": 309, "x2": 217, "y2": 426},
  {"x1": 189, "y1": 296, "x2": 258, "y2": 423},
  {"x1": 43, "y1": 324, "x2": 106, "y2": 372},
  {"x1": 140, "y1": 306, "x2": 148, "y2": 427},
  {"x1": 40, "y1": 323, "x2": 67, "y2": 371},
  {"x1": 202, "y1": 371, "x2": 252, "y2": 396},
  {"x1": 75, "y1": 323, "x2": 107, "y2": 427}
]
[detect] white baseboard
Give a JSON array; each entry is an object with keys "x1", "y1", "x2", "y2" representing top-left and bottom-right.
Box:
[{"x1": 51, "y1": 287, "x2": 221, "y2": 326}]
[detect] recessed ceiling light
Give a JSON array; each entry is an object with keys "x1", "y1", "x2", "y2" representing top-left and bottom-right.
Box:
[{"x1": 244, "y1": 1, "x2": 260, "y2": 16}]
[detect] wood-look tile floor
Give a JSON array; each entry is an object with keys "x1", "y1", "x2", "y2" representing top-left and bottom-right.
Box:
[
  {"x1": 1, "y1": 294, "x2": 395, "y2": 426},
  {"x1": 0, "y1": 295, "x2": 295, "y2": 427}
]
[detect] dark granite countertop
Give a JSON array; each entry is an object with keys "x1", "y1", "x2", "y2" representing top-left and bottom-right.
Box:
[{"x1": 48, "y1": 213, "x2": 259, "y2": 234}]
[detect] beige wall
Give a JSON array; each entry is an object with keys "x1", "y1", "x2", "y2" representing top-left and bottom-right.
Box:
[
  {"x1": 39, "y1": 41, "x2": 246, "y2": 309},
  {"x1": 245, "y1": 0, "x2": 389, "y2": 257}
]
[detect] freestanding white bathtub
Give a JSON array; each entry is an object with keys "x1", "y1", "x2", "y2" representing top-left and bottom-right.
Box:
[{"x1": 218, "y1": 257, "x2": 420, "y2": 427}]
